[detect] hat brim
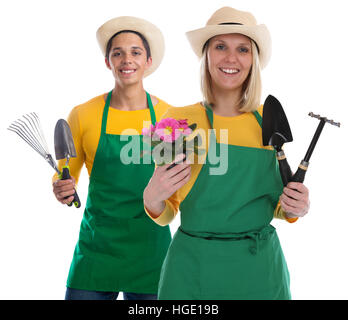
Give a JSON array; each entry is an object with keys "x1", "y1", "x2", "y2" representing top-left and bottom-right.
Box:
[
  {"x1": 186, "y1": 24, "x2": 271, "y2": 69},
  {"x1": 96, "y1": 16, "x2": 165, "y2": 77}
]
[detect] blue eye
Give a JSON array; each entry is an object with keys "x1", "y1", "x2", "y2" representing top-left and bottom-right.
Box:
[
  {"x1": 239, "y1": 47, "x2": 249, "y2": 53},
  {"x1": 216, "y1": 44, "x2": 225, "y2": 50}
]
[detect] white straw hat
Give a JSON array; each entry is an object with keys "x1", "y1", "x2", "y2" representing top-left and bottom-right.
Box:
[
  {"x1": 186, "y1": 7, "x2": 272, "y2": 69},
  {"x1": 96, "y1": 16, "x2": 165, "y2": 77}
]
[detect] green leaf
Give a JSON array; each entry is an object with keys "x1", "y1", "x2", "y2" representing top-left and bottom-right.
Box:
[
  {"x1": 152, "y1": 140, "x2": 163, "y2": 147},
  {"x1": 188, "y1": 123, "x2": 197, "y2": 131},
  {"x1": 194, "y1": 134, "x2": 202, "y2": 146}
]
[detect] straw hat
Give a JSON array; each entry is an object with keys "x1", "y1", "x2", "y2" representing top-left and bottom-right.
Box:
[
  {"x1": 186, "y1": 7, "x2": 271, "y2": 69},
  {"x1": 96, "y1": 16, "x2": 165, "y2": 77}
]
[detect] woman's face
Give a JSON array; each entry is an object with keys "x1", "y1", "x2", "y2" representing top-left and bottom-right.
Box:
[
  {"x1": 105, "y1": 32, "x2": 152, "y2": 86},
  {"x1": 207, "y1": 33, "x2": 253, "y2": 93}
]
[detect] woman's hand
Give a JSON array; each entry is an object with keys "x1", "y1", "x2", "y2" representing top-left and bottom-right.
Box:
[
  {"x1": 53, "y1": 177, "x2": 76, "y2": 205},
  {"x1": 143, "y1": 154, "x2": 191, "y2": 217},
  {"x1": 280, "y1": 182, "x2": 310, "y2": 219}
]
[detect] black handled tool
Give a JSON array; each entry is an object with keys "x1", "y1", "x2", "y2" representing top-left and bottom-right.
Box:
[
  {"x1": 54, "y1": 119, "x2": 81, "y2": 208},
  {"x1": 262, "y1": 95, "x2": 294, "y2": 186},
  {"x1": 291, "y1": 112, "x2": 341, "y2": 183}
]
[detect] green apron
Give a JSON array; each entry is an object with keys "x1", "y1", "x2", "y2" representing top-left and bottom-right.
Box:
[
  {"x1": 67, "y1": 90, "x2": 172, "y2": 293},
  {"x1": 158, "y1": 106, "x2": 291, "y2": 300}
]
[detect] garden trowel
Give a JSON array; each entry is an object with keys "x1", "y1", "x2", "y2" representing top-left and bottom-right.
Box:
[
  {"x1": 262, "y1": 95, "x2": 293, "y2": 186},
  {"x1": 54, "y1": 119, "x2": 81, "y2": 208}
]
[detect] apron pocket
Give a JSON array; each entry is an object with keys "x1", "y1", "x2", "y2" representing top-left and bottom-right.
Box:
[{"x1": 198, "y1": 233, "x2": 290, "y2": 299}]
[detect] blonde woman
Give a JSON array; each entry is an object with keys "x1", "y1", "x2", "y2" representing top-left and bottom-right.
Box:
[{"x1": 143, "y1": 7, "x2": 310, "y2": 299}]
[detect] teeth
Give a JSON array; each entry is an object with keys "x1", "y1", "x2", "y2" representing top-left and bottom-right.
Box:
[
  {"x1": 221, "y1": 68, "x2": 239, "y2": 74},
  {"x1": 121, "y1": 69, "x2": 135, "y2": 74}
]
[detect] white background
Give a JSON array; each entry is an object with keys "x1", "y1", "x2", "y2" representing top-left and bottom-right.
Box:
[{"x1": 0, "y1": 0, "x2": 347, "y2": 300}]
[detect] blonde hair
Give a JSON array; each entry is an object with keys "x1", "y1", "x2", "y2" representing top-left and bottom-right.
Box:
[{"x1": 200, "y1": 38, "x2": 262, "y2": 112}]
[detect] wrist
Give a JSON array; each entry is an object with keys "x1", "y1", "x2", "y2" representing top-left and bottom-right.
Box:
[
  {"x1": 285, "y1": 212, "x2": 298, "y2": 219},
  {"x1": 144, "y1": 199, "x2": 165, "y2": 218},
  {"x1": 279, "y1": 206, "x2": 299, "y2": 222}
]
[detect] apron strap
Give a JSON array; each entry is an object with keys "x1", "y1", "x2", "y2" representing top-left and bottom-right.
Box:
[
  {"x1": 204, "y1": 104, "x2": 216, "y2": 145},
  {"x1": 252, "y1": 110, "x2": 263, "y2": 128},
  {"x1": 146, "y1": 92, "x2": 157, "y2": 126},
  {"x1": 204, "y1": 104, "x2": 214, "y2": 128},
  {"x1": 101, "y1": 90, "x2": 113, "y2": 134},
  {"x1": 101, "y1": 90, "x2": 157, "y2": 134}
]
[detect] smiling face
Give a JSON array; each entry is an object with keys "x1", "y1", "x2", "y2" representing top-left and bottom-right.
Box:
[
  {"x1": 105, "y1": 32, "x2": 152, "y2": 86},
  {"x1": 207, "y1": 33, "x2": 253, "y2": 94}
]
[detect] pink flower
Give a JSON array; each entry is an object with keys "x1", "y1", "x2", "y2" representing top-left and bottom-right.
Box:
[
  {"x1": 177, "y1": 119, "x2": 192, "y2": 136},
  {"x1": 141, "y1": 124, "x2": 155, "y2": 137},
  {"x1": 154, "y1": 118, "x2": 182, "y2": 143}
]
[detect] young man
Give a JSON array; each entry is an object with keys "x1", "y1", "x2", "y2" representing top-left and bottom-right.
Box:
[{"x1": 53, "y1": 16, "x2": 172, "y2": 300}]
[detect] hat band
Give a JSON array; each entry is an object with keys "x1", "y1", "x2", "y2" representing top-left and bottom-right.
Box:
[
  {"x1": 202, "y1": 22, "x2": 261, "y2": 55},
  {"x1": 217, "y1": 22, "x2": 260, "y2": 54},
  {"x1": 218, "y1": 22, "x2": 243, "y2": 25}
]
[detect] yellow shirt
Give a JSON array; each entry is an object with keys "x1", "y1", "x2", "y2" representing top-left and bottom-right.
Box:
[
  {"x1": 145, "y1": 103, "x2": 297, "y2": 225},
  {"x1": 53, "y1": 93, "x2": 172, "y2": 183}
]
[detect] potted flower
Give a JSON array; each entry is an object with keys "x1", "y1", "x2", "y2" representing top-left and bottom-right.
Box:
[{"x1": 142, "y1": 118, "x2": 204, "y2": 166}]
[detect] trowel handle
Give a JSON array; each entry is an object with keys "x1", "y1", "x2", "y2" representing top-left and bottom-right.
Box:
[
  {"x1": 276, "y1": 151, "x2": 293, "y2": 186},
  {"x1": 291, "y1": 161, "x2": 308, "y2": 183},
  {"x1": 60, "y1": 166, "x2": 81, "y2": 208}
]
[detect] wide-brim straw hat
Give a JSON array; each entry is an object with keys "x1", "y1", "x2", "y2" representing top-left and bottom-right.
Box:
[
  {"x1": 96, "y1": 16, "x2": 165, "y2": 77},
  {"x1": 186, "y1": 7, "x2": 271, "y2": 69}
]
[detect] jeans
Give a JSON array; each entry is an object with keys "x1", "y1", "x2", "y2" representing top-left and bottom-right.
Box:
[{"x1": 65, "y1": 287, "x2": 157, "y2": 300}]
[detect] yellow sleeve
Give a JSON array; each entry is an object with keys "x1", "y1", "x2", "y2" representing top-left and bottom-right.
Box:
[
  {"x1": 145, "y1": 200, "x2": 178, "y2": 226},
  {"x1": 273, "y1": 202, "x2": 298, "y2": 223}
]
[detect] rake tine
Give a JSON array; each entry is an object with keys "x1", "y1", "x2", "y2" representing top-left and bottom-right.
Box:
[
  {"x1": 8, "y1": 125, "x2": 46, "y2": 158},
  {"x1": 22, "y1": 114, "x2": 45, "y2": 152},
  {"x1": 23, "y1": 113, "x2": 49, "y2": 155},
  {"x1": 8, "y1": 122, "x2": 41, "y2": 153},
  {"x1": 31, "y1": 112, "x2": 50, "y2": 153},
  {"x1": 8, "y1": 113, "x2": 61, "y2": 175},
  {"x1": 16, "y1": 119, "x2": 47, "y2": 156},
  {"x1": 23, "y1": 114, "x2": 42, "y2": 146}
]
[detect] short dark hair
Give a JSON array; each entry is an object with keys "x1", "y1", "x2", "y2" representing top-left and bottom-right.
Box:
[{"x1": 105, "y1": 30, "x2": 151, "y2": 61}]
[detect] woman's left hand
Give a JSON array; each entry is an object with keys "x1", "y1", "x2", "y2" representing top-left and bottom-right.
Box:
[{"x1": 280, "y1": 182, "x2": 310, "y2": 219}]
